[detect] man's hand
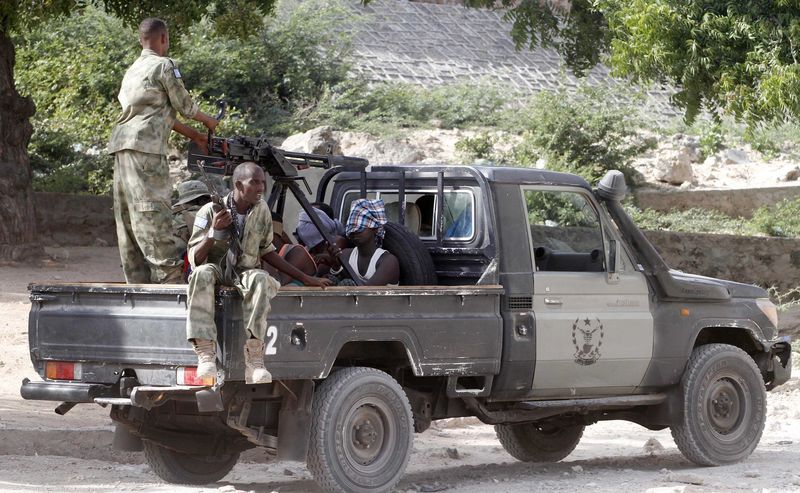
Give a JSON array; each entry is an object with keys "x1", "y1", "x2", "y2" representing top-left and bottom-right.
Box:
[
  {"x1": 212, "y1": 209, "x2": 232, "y2": 230},
  {"x1": 191, "y1": 131, "x2": 208, "y2": 150},
  {"x1": 302, "y1": 274, "x2": 333, "y2": 288}
]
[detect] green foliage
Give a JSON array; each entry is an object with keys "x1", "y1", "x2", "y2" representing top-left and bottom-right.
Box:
[
  {"x1": 508, "y1": 86, "x2": 652, "y2": 183},
  {"x1": 626, "y1": 205, "x2": 756, "y2": 236},
  {"x1": 455, "y1": 133, "x2": 496, "y2": 162},
  {"x1": 177, "y1": 0, "x2": 354, "y2": 131},
  {"x1": 28, "y1": 128, "x2": 114, "y2": 194},
  {"x1": 697, "y1": 123, "x2": 724, "y2": 160},
  {"x1": 751, "y1": 198, "x2": 800, "y2": 238},
  {"x1": 300, "y1": 79, "x2": 510, "y2": 134}
]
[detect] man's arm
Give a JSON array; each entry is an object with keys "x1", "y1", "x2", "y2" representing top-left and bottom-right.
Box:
[
  {"x1": 173, "y1": 121, "x2": 207, "y2": 149},
  {"x1": 191, "y1": 209, "x2": 231, "y2": 266},
  {"x1": 262, "y1": 251, "x2": 331, "y2": 288}
]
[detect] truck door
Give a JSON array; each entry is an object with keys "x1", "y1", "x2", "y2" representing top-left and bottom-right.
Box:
[{"x1": 524, "y1": 187, "x2": 653, "y2": 396}]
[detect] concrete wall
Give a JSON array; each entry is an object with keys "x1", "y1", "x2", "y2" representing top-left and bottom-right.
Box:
[
  {"x1": 635, "y1": 186, "x2": 800, "y2": 219},
  {"x1": 35, "y1": 193, "x2": 800, "y2": 291}
]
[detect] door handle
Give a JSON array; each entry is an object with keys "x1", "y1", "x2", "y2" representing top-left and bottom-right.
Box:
[{"x1": 544, "y1": 297, "x2": 563, "y2": 305}]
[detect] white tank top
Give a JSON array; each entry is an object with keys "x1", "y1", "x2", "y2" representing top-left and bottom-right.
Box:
[{"x1": 348, "y1": 248, "x2": 397, "y2": 285}]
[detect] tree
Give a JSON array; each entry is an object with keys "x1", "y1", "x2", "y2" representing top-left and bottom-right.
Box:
[
  {"x1": 0, "y1": 0, "x2": 274, "y2": 258},
  {"x1": 465, "y1": 0, "x2": 800, "y2": 125}
]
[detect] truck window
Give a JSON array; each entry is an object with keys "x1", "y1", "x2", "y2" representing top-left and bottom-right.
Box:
[
  {"x1": 525, "y1": 190, "x2": 605, "y2": 272},
  {"x1": 340, "y1": 190, "x2": 475, "y2": 241}
]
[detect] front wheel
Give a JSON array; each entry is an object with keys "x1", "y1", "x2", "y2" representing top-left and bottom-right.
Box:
[
  {"x1": 143, "y1": 441, "x2": 239, "y2": 484},
  {"x1": 495, "y1": 421, "x2": 584, "y2": 462},
  {"x1": 307, "y1": 367, "x2": 414, "y2": 493},
  {"x1": 671, "y1": 343, "x2": 766, "y2": 466}
]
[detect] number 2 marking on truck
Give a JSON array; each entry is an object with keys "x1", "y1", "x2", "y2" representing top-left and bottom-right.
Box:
[{"x1": 266, "y1": 326, "x2": 278, "y2": 355}]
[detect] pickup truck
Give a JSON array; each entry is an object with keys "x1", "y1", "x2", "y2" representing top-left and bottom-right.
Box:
[{"x1": 21, "y1": 141, "x2": 792, "y2": 493}]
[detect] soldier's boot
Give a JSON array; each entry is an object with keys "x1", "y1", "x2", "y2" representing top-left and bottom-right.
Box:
[
  {"x1": 244, "y1": 338, "x2": 272, "y2": 384},
  {"x1": 192, "y1": 339, "x2": 217, "y2": 379}
]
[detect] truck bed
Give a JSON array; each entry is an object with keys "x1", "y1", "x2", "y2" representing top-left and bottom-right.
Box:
[{"x1": 28, "y1": 283, "x2": 504, "y2": 385}]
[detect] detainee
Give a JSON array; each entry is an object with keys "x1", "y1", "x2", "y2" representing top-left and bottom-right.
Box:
[{"x1": 186, "y1": 163, "x2": 331, "y2": 384}]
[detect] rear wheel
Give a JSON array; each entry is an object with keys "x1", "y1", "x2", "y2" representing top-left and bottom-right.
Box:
[
  {"x1": 495, "y1": 421, "x2": 584, "y2": 462},
  {"x1": 307, "y1": 367, "x2": 414, "y2": 493},
  {"x1": 143, "y1": 441, "x2": 239, "y2": 485},
  {"x1": 671, "y1": 343, "x2": 766, "y2": 466}
]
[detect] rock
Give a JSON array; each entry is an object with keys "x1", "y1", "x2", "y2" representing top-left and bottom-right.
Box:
[
  {"x1": 95, "y1": 237, "x2": 109, "y2": 247},
  {"x1": 679, "y1": 181, "x2": 693, "y2": 189},
  {"x1": 703, "y1": 155, "x2": 720, "y2": 168},
  {"x1": 571, "y1": 465, "x2": 583, "y2": 473},
  {"x1": 642, "y1": 437, "x2": 665, "y2": 455},
  {"x1": 445, "y1": 447, "x2": 460, "y2": 459},
  {"x1": 654, "y1": 149, "x2": 695, "y2": 185},
  {"x1": 665, "y1": 472, "x2": 705, "y2": 485},
  {"x1": 283, "y1": 468, "x2": 294, "y2": 476},
  {"x1": 743, "y1": 470, "x2": 760, "y2": 478},
  {"x1": 780, "y1": 166, "x2": 800, "y2": 182},
  {"x1": 723, "y1": 148, "x2": 749, "y2": 164},
  {"x1": 281, "y1": 126, "x2": 342, "y2": 155}
]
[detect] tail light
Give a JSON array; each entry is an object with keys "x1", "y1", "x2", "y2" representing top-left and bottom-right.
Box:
[
  {"x1": 177, "y1": 367, "x2": 215, "y2": 386},
  {"x1": 45, "y1": 361, "x2": 82, "y2": 381}
]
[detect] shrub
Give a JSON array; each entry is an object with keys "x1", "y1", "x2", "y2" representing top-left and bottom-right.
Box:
[
  {"x1": 455, "y1": 133, "x2": 496, "y2": 162},
  {"x1": 508, "y1": 86, "x2": 652, "y2": 184},
  {"x1": 751, "y1": 198, "x2": 800, "y2": 237},
  {"x1": 697, "y1": 123, "x2": 724, "y2": 160},
  {"x1": 625, "y1": 205, "x2": 755, "y2": 236}
]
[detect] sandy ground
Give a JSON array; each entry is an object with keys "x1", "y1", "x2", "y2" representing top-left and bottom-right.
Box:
[{"x1": 1, "y1": 247, "x2": 799, "y2": 492}]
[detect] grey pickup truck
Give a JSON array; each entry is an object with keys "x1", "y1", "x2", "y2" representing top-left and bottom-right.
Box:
[{"x1": 21, "y1": 139, "x2": 792, "y2": 493}]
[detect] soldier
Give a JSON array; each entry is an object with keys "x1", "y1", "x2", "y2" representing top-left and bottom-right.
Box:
[
  {"x1": 186, "y1": 163, "x2": 332, "y2": 384},
  {"x1": 107, "y1": 17, "x2": 219, "y2": 284},
  {"x1": 172, "y1": 180, "x2": 211, "y2": 245}
]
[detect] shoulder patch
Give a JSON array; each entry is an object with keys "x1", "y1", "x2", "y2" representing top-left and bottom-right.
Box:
[
  {"x1": 194, "y1": 216, "x2": 209, "y2": 230},
  {"x1": 168, "y1": 59, "x2": 182, "y2": 79}
]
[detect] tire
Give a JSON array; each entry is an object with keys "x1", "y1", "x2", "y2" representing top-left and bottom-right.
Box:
[
  {"x1": 495, "y1": 421, "x2": 584, "y2": 463},
  {"x1": 382, "y1": 222, "x2": 438, "y2": 285},
  {"x1": 307, "y1": 367, "x2": 414, "y2": 493},
  {"x1": 671, "y1": 343, "x2": 766, "y2": 466},
  {"x1": 143, "y1": 441, "x2": 239, "y2": 485}
]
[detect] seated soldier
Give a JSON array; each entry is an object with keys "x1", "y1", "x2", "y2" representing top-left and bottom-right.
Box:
[
  {"x1": 339, "y1": 198, "x2": 400, "y2": 286},
  {"x1": 172, "y1": 180, "x2": 212, "y2": 280},
  {"x1": 293, "y1": 208, "x2": 348, "y2": 278},
  {"x1": 186, "y1": 162, "x2": 331, "y2": 384}
]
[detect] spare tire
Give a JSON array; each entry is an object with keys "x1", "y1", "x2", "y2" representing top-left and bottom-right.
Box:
[{"x1": 382, "y1": 222, "x2": 438, "y2": 285}]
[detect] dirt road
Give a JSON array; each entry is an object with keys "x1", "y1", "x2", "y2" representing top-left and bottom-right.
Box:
[{"x1": 1, "y1": 247, "x2": 799, "y2": 492}]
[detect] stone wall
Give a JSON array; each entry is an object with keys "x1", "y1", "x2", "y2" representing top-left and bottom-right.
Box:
[
  {"x1": 635, "y1": 186, "x2": 800, "y2": 219},
  {"x1": 34, "y1": 193, "x2": 800, "y2": 291},
  {"x1": 35, "y1": 192, "x2": 116, "y2": 247},
  {"x1": 345, "y1": 0, "x2": 678, "y2": 117},
  {"x1": 644, "y1": 230, "x2": 800, "y2": 291}
]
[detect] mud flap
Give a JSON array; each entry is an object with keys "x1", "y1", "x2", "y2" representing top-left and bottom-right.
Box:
[
  {"x1": 196, "y1": 388, "x2": 224, "y2": 413},
  {"x1": 277, "y1": 380, "x2": 314, "y2": 461}
]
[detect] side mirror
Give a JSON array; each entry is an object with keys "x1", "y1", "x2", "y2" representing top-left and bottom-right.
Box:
[{"x1": 607, "y1": 239, "x2": 620, "y2": 283}]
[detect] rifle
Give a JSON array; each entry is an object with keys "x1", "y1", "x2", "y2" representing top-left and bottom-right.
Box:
[{"x1": 187, "y1": 133, "x2": 370, "y2": 285}]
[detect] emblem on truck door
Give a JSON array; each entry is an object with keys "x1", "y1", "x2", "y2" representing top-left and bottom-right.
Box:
[{"x1": 572, "y1": 317, "x2": 604, "y2": 366}]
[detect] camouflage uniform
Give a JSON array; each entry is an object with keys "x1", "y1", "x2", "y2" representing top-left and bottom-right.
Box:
[
  {"x1": 108, "y1": 48, "x2": 200, "y2": 284},
  {"x1": 186, "y1": 194, "x2": 281, "y2": 342},
  {"x1": 172, "y1": 180, "x2": 211, "y2": 246}
]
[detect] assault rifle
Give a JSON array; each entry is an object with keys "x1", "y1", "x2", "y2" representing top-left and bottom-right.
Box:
[{"x1": 187, "y1": 135, "x2": 370, "y2": 285}]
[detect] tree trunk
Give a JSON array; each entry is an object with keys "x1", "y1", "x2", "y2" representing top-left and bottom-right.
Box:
[{"x1": 0, "y1": 29, "x2": 42, "y2": 260}]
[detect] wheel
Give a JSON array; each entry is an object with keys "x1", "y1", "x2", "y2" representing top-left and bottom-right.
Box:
[
  {"x1": 382, "y1": 222, "x2": 438, "y2": 285},
  {"x1": 495, "y1": 421, "x2": 584, "y2": 462},
  {"x1": 671, "y1": 343, "x2": 766, "y2": 466},
  {"x1": 143, "y1": 441, "x2": 239, "y2": 485},
  {"x1": 307, "y1": 367, "x2": 414, "y2": 493}
]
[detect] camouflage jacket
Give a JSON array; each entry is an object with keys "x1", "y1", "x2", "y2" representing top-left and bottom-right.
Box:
[
  {"x1": 107, "y1": 49, "x2": 199, "y2": 156},
  {"x1": 188, "y1": 194, "x2": 276, "y2": 273},
  {"x1": 172, "y1": 204, "x2": 201, "y2": 246}
]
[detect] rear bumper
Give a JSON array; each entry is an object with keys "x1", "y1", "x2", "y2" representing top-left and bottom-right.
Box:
[
  {"x1": 20, "y1": 377, "x2": 114, "y2": 403},
  {"x1": 767, "y1": 336, "x2": 792, "y2": 390}
]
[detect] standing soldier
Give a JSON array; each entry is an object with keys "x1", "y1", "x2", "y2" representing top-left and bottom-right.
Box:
[{"x1": 107, "y1": 17, "x2": 218, "y2": 284}]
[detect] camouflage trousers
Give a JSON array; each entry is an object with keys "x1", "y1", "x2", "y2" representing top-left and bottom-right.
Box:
[
  {"x1": 113, "y1": 150, "x2": 182, "y2": 284},
  {"x1": 186, "y1": 264, "x2": 281, "y2": 341}
]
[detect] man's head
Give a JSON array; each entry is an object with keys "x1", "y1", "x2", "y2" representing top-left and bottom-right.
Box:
[
  {"x1": 174, "y1": 180, "x2": 210, "y2": 207},
  {"x1": 233, "y1": 162, "x2": 266, "y2": 207},
  {"x1": 346, "y1": 199, "x2": 387, "y2": 247},
  {"x1": 139, "y1": 18, "x2": 169, "y2": 56}
]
